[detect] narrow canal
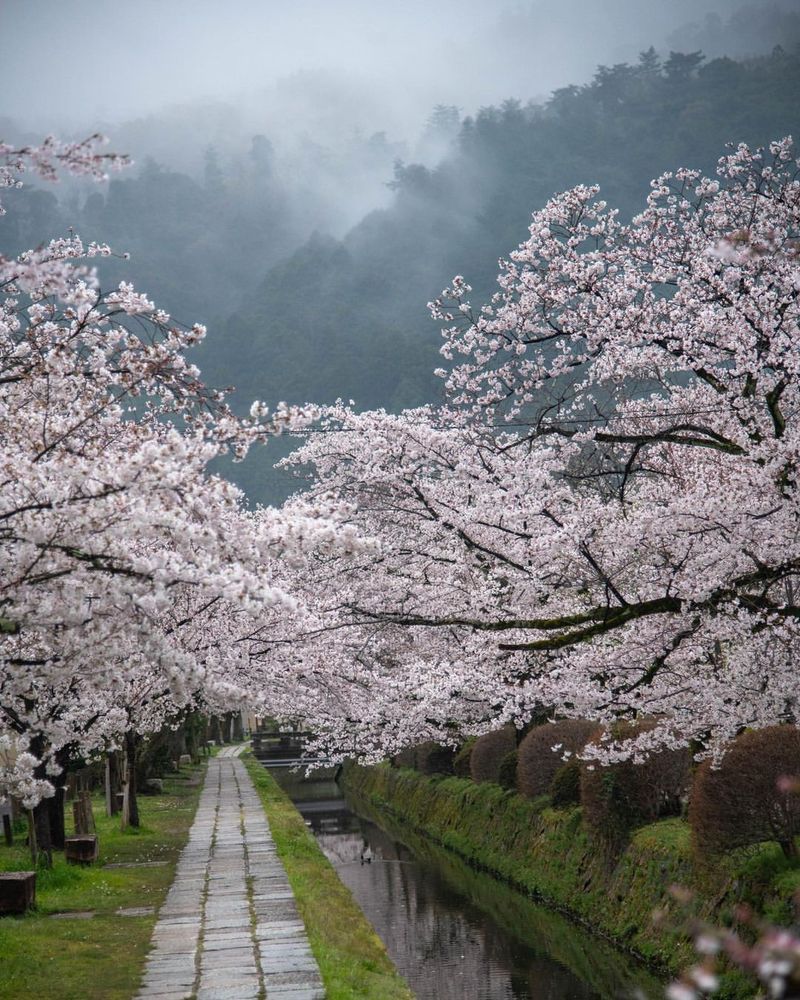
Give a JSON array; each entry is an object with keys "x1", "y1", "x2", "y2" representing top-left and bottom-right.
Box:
[{"x1": 267, "y1": 764, "x2": 664, "y2": 1000}]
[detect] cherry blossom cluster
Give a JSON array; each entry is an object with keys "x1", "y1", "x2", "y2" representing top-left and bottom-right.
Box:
[
  {"x1": 266, "y1": 138, "x2": 800, "y2": 762},
  {"x1": 0, "y1": 137, "x2": 337, "y2": 804},
  {"x1": 0, "y1": 133, "x2": 129, "y2": 215},
  {"x1": 668, "y1": 891, "x2": 800, "y2": 1000}
]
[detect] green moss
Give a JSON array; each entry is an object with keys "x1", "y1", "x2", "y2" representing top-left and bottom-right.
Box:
[
  {"x1": 243, "y1": 754, "x2": 413, "y2": 1000},
  {"x1": 0, "y1": 764, "x2": 204, "y2": 999},
  {"x1": 342, "y1": 762, "x2": 800, "y2": 986},
  {"x1": 347, "y1": 776, "x2": 664, "y2": 998}
]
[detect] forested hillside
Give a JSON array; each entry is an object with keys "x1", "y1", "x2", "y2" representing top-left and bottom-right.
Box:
[
  {"x1": 214, "y1": 45, "x2": 800, "y2": 499},
  {"x1": 4, "y1": 41, "x2": 799, "y2": 502}
]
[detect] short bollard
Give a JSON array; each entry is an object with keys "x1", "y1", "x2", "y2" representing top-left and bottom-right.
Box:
[
  {"x1": 0, "y1": 872, "x2": 36, "y2": 915},
  {"x1": 1, "y1": 801, "x2": 12, "y2": 846},
  {"x1": 64, "y1": 835, "x2": 99, "y2": 865}
]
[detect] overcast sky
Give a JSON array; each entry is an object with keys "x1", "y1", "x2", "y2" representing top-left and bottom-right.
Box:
[{"x1": 3, "y1": 0, "x2": 785, "y2": 139}]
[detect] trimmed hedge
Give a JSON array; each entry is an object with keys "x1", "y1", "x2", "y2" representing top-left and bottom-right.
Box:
[
  {"x1": 453, "y1": 738, "x2": 475, "y2": 778},
  {"x1": 551, "y1": 758, "x2": 581, "y2": 807},
  {"x1": 497, "y1": 750, "x2": 518, "y2": 791},
  {"x1": 517, "y1": 719, "x2": 596, "y2": 799},
  {"x1": 580, "y1": 722, "x2": 691, "y2": 852},
  {"x1": 414, "y1": 742, "x2": 456, "y2": 776},
  {"x1": 690, "y1": 725, "x2": 800, "y2": 860},
  {"x1": 391, "y1": 747, "x2": 417, "y2": 769},
  {"x1": 470, "y1": 727, "x2": 517, "y2": 784}
]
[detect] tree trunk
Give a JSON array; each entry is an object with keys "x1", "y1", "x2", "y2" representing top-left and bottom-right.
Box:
[
  {"x1": 232, "y1": 713, "x2": 244, "y2": 742},
  {"x1": 185, "y1": 713, "x2": 200, "y2": 762},
  {"x1": 780, "y1": 838, "x2": 799, "y2": 860},
  {"x1": 31, "y1": 801, "x2": 53, "y2": 868},
  {"x1": 47, "y1": 782, "x2": 66, "y2": 850},
  {"x1": 122, "y1": 731, "x2": 140, "y2": 829},
  {"x1": 105, "y1": 755, "x2": 113, "y2": 816},
  {"x1": 27, "y1": 734, "x2": 53, "y2": 867},
  {"x1": 46, "y1": 747, "x2": 71, "y2": 850}
]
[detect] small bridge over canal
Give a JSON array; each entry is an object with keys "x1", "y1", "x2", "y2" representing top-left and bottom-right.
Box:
[{"x1": 251, "y1": 728, "x2": 334, "y2": 770}]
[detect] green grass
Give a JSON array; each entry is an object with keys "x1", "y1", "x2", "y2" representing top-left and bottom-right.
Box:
[
  {"x1": 243, "y1": 753, "x2": 414, "y2": 1000},
  {"x1": 0, "y1": 764, "x2": 204, "y2": 999}
]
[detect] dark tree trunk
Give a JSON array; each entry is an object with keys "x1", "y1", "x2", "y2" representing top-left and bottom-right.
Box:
[
  {"x1": 780, "y1": 838, "x2": 799, "y2": 860},
  {"x1": 185, "y1": 713, "x2": 200, "y2": 762},
  {"x1": 47, "y1": 783, "x2": 66, "y2": 850},
  {"x1": 27, "y1": 734, "x2": 53, "y2": 867},
  {"x1": 232, "y1": 713, "x2": 244, "y2": 742},
  {"x1": 123, "y1": 730, "x2": 140, "y2": 829},
  {"x1": 46, "y1": 747, "x2": 70, "y2": 850},
  {"x1": 31, "y1": 801, "x2": 53, "y2": 868}
]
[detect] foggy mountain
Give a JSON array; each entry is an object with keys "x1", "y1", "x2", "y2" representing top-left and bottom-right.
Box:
[{"x1": 2, "y1": 0, "x2": 800, "y2": 502}]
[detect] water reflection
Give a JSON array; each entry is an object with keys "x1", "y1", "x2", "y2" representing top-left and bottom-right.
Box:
[{"x1": 270, "y1": 766, "x2": 662, "y2": 1000}]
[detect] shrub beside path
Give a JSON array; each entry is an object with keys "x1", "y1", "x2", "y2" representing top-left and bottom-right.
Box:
[{"x1": 137, "y1": 745, "x2": 324, "y2": 1000}]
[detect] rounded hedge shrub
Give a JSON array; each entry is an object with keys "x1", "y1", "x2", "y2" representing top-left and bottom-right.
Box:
[
  {"x1": 497, "y1": 750, "x2": 518, "y2": 791},
  {"x1": 517, "y1": 719, "x2": 596, "y2": 799},
  {"x1": 550, "y1": 757, "x2": 581, "y2": 807},
  {"x1": 415, "y1": 741, "x2": 455, "y2": 776},
  {"x1": 470, "y1": 726, "x2": 517, "y2": 784},
  {"x1": 690, "y1": 725, "x2": 800, "y2": 860},
  {"x1": 453, "y1": 738, "x2": 476, "y2": 778},
  {"x1": 391, "y1": 746, "x2": 417, "y2": 769},
  {"x1": 580, "y1": 721, "x2": 691, "y2": 851}
]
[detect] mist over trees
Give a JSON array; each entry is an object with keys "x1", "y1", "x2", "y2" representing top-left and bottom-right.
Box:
[
  {"x1": 221, "y1": 42, "x2": 800, "y2": 499},
  {"x1": 3, "y1": 4, "x2": 800, "y2": 503}
]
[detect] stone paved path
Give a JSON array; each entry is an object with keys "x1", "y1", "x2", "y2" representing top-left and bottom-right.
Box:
[{"x1": 137, "y1": 745, "x2": 325, "y2": 1000}]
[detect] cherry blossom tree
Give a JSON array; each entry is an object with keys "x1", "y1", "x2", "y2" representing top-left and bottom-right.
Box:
[
  {"x1": 0, "y1": 136, "x2": 331, "y2": 858},
  {"x1": 271, "y1": 138, "x2": 800, "y2": 762}
]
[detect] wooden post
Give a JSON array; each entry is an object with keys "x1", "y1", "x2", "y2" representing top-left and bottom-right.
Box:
[
  {"x1": 108, "y1": 752, "x2": 121, "y2": 816},
  {"x1": 27, "y1": 809, "x2": 36, "y2": 867},
  {"x1": 72, "y1": 790, "x2": 95, "y2": 835},
  {"x1": 120, "y1": 779, "x2": 129, "y2": 830},
  {"x1": 2, "y1": 815, "x2": 11, "y2": 847},
  {"x1": 0, "y1": 800, "x2": 12, "y2": 847}
]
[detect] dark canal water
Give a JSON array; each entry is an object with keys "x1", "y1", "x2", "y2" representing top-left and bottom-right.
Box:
[{"x1": 267, "y1": 765, "x2": 664, "y2": 1000}]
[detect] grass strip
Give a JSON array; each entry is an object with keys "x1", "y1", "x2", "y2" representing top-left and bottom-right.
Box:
[
  {"x1": 243, "y1": 753, "x2": 414, "y2": 1000},
  {"x1": 0, "y1": 762, "x2": 205, "y2": 999}
]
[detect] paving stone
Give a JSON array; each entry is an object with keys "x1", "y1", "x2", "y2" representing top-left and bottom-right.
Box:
[
  {"x1": 136, "y1": 754, "x2": 323, "y2": 1000},
  {"x1": 263, "y1": 990, "x2": 326, "y2": 1000},
  {"x1": 197, "y1": 973, "x2": 260, "y2": 993},
  {"x1": 202, "y1": 933, "x2": 253, "y2": 950},
  {"x1": 136, "y1": 990, "x2": 193, "y2": 999},
  {"x1": 263, "y1": 971, "x2": 325, "y2": 989},
  {"x1": 196, "y1": 986, "x2": 260, "y2": 1000},
  {"x1": 105, "y1": 860, "x2": 169, "y2": 869}
]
